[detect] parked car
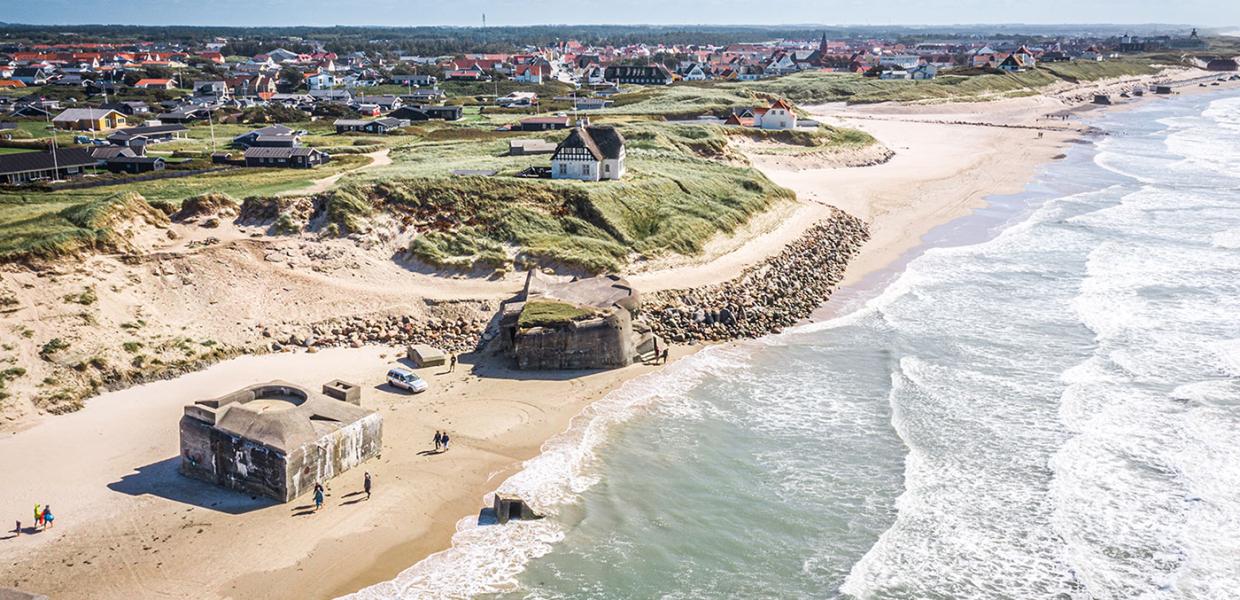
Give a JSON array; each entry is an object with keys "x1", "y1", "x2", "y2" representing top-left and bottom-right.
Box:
[{"x1": 386, "y1": 368, "x2": 428, "y2": 393}]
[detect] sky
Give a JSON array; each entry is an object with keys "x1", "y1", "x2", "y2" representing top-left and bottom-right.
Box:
[{"x1": 6, "y1": 0, "x2": 1238, "y2": 28}]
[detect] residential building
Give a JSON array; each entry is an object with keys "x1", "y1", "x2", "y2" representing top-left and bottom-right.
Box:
[
  {"x1": 0, "y1": 148, "x2": 98, "y2": 184},
  {"x1": 389, "y1": 74, "x2": 437, "y2": 86},
  {"x1": 518, "y1": 116, "x2": 571, "y2": 131},
  {"x1": 352, "y1": 95, "x2": 402, "y2": 111},
  {"x1": 446, "y1": 70, "x2": 488, "y2": 81},
  {"x1": 100, "y1": 101, "x2": 151, "y2": 116},
  {"x1": 233, "y1": 124, "x2": 302, "y2": 148},
  {"x1": 550, "y1": 124, "x2": 625, "y2": 182},
  {"x1": 106, "y1": 124, "x2": 189, "y2": 147},
  {"x1": 755, "y1": 99, "x2": 797, "y2": 130},
  {"x1": 244, "y1": 147, "x2": 329, "y2": 169},
  {"x1": 306, "y1": 72, "x2": 337, "y2": 90},
  {"x1": 497, "y1": 91, "x2": 538, "y2": 107},
  {"x1": 1080, "y1": 46, "x2": 1105, "y2": 61},
  {"x1": 52, "y1": 108, "x2": 128, "y2": 131},
  {"x1": 403, "y1": 88, "x2": 446, "y2": 103},
  {"x1": 134, "y1": 78, "x2": 176, "y2": 89},
  {"x1": 603, "y1": 65, "x2": 673, "y2": 85},
  {"x1": 11, "y1": 67, "x2": 52, "y2": 85},
  {"x1": 389, "y1": 104, "x2": 462, "y2": 121},
  {"x1": 105, "y1": 156, "x2": 166, "y2": 174},
  {"x1": 512, "y1": 64, "x2": 543, "y2": 84},
  {"x1": 192, "y1": 80, "x2": 231, "y2": 98},
  {"x1": 334, "y1": 117, "x2": 410, "y2": 134}
]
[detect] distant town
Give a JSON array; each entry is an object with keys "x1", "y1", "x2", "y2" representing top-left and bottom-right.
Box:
[{"x1": 0, "y1": 25, "x2": 1232, "y2": 185}]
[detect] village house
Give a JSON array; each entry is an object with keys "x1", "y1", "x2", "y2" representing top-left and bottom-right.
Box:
[
  {"x1": 100, "y1": 101, "x2": 151, "y2": 116},
  {"x1": 497, "y1": 91, "x2": 538, "y2": 107},
  {"x1": 390, "y1": 104, "x2": 462, "y2": 122},
  {"x1": 306, "y1": 71, "x2": 337, "y2": 90},
  {"x1": 518, "y1": 116, "x2": 571, "y2": 131},
  {"x1": 550, "y1": 122, "x2": 625, "y2": 182},
  {"x1": 192, "y1": 80, "x2": 231, "y2": 98},
  {"x1": 51, "y1": 108, "x2": 128, "y2": 131},
  {"x1": 228, "y1": 75, "x2": 277, "y2": 97},
  {"x1": 334, "y1": 117, "x2": 410, "y2": 134},
  {"x1": 603, "y1": 65, "x2": 674, "y2": 85},
  {"x1": 105, "y1": 155, "x2": 166, "y2": 174},
  {"x1": 243, "y1": 146, "x2": 329, "y2": 169},
  {"x1": 106, "y1": 123, "x2": 189, "y2": 147},
  {"x1": 11, "y1": 67, "x2": 52, "y2": 85},
  {"x1": 352, "y1": 95, "x2": 403, "y2": 112},
  {"x1": 0, "y1": 148, "x2": 98, "y2": 184},
  {"x1": 999, "y1": 46, "x2": 1038, "y2": 72},
  {"x1": 512, "y1": 64, "x2": 544, "y2": 84},
  {"x1": 403, "y1": 88, "x2": 446, "y2": 103},
  {"x1": 1079, "y1": 46, "x2": 1105, "y2": 61},
  {"x1": 878, "y1": 54, "x2": 921, "y2": 69},
  {"x1": 90, "y1": 146, "x2": 140, "y2": 163},
  {"x1": 233, "y1": 124, "x2": 303, "y2": 148},
  {"x1": 755, "y1": 98, "x2": 797, "y2": 130},
  {"x1": 133, "y1": 78, "x2": 175, "y2": 89},
  {"x1": 679, "y1": 63, "x2": 711, "y2": 80},
  {"x1": 447, "y1": 70, "x2": 489, "y2": 81},
  {"x1": 389, "y1": 74, "x2": 437, "y2": 87}
]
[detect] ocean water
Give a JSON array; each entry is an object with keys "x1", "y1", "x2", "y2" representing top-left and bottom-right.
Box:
[{"x1": 345, "y1": 90, "x2": 1240, "y2": 600}]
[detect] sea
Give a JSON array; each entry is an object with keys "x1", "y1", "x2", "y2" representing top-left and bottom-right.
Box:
[{"x1": 345, "y1": 88, "x2": 1240, "y2": 599}]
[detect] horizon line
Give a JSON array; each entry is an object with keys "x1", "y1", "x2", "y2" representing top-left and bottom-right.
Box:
[{"x1": 0, "y1": 21, "x2": 1226, "y2": 30}]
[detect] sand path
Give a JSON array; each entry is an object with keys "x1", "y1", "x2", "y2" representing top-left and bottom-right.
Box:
[{"x1": 281, "y1": 147, "x2": 393, "y2": 196}]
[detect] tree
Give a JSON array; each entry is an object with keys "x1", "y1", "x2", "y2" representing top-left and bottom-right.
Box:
[{"x1": 279, "y1": 67, "x2": 304, "y2": 91}]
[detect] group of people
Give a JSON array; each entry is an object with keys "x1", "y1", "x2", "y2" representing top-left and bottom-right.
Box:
[
  {"x1": 311, "y1": 472, "x2": 374, "y2": 512},
  {"x1": 433, "y1": 430, "x2": 451, "y2": 452},
  {"x1": 15, "y1": 504, "x2": 54, "y2": 535}
]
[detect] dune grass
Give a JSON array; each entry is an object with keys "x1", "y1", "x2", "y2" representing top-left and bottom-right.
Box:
[
  {"x1": 518, "y1": 300, "x2": 597, "y2": 328},
  {"x1": 298, "y1": 118, "x2": 800, "y2": 273},
  {"x1": 0, "y1": 155, "x2": 367, "y2": 262},
  {"x1": 604, "y1": 59, "x2": 1163, "y2": 116}
]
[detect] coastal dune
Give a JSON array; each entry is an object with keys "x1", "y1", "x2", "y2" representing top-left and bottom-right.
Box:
[{"x1": 2, "y1": 70, "x2": 1236, "y2": 600}]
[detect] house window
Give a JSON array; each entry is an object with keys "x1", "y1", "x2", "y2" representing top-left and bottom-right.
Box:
[
  {"x1": 604, "y1": 164, "x2": 610, "y2": 174},
  {"x1": 582, "y1": 164, "x2": 590, "y2": 176},
  {"x1": 559, "y1": 164, "x2": 567, "y2": 175}
]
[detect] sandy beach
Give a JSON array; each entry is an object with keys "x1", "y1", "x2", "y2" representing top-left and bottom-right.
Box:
[
  {"x1": 3, "y1": 69, "x2": 1237, "y2": 599},
  {"x1": 0, "y1": 345, "x2": 694, "y2": 598}
]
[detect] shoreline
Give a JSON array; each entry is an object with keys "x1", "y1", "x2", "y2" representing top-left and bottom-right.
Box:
[
  {"x1": 2, "y1": 73, "x2": 1238, "y2": 600},
  {"x1": 332, "y1": 74, "x2": 1240, "y2": 598}
]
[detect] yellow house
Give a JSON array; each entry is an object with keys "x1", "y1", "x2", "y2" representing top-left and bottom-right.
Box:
[{"x1": 51, "y1": 108, "x2": 128, "y2": 131}]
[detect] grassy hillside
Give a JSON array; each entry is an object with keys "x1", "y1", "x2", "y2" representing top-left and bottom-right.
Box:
[
  {"x1": 0, "y1": 155, "x2": 366, "y2": 262},
  {"x1": 605, "y1": 59, "x2": 1163, "y2": 115},
  {"x1": 266, "y1": 119, "x2": 804, "y2": 273}
]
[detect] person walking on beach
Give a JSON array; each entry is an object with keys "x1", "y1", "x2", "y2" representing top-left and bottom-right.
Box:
[
  {"x1": 14, "y1": 520, "x2": 20, "y2": 537},
  {"x1": 433, "y1": 430, "x2": 442, "y2": 451},
  {"x1": 441, "y1": 432, "x2": 450, "y2": 451},
  {"x1": 41, "y1": 506, "x2": 53, "y2": 529},
  {"x1": 314, "y1": 485, "x2": 325, "y2": 512},
  {"x1": 449, "y1": 354, "x2": 457, "y2": 372},
  {"x1": 364, "y1": 472, "x2": 372, "y2": 500},
  {"x1": 33, "y1": 504, "x2": 42, "y2": 529}
]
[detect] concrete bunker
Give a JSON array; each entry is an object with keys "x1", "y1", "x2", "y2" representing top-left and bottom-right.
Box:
[
  {"x1": 493, "y1": 270, "x2": 662, "y2": 370},
  {"x1": 179, "y1": 380, "x2": 382, "y2": 502}
]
